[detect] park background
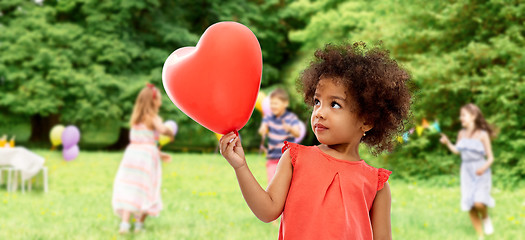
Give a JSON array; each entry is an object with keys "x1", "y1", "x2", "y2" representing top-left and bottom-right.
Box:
[{"x1": 0, "y1": 0, "x2": 524, "y2": 239}]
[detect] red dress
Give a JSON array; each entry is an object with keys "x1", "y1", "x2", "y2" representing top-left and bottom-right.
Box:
[{"x1": 279, "y1": 142, "x2": 391, "y2": 240}]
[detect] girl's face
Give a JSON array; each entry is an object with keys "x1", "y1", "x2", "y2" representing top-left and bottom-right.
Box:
[
  {"x1": 154, "y1": 90, "x2": 162, "y2": 109},
  {"x1": 310, "y1": 78, "x2": 365, "y2": 145},
  {"x1": 459, "y1": 108, "x2": 475, "y2": 128}
]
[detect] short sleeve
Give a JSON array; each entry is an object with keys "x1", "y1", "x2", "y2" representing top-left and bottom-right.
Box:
[
  {"x1": 377, "y1": 168, "x2": 392, "y2": 191},
  {"x1": 281, "y1": 141, "x2": 298, "y2": 166}
]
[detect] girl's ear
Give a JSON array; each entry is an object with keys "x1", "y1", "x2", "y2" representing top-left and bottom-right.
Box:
[{"x1": 361, "y1": 120, "x2": 374, "y2": 132}]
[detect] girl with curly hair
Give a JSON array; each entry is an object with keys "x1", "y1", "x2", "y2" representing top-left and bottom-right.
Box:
[{"x1": 220, "y1": 42, "x2": 411, "y2": 239}]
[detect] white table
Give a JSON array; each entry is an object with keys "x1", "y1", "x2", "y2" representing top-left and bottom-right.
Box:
[{"x1": 0, "y1": 147, "x2": 46, "y2": 192}]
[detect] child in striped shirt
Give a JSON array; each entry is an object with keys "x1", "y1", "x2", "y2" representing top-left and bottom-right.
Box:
[{"x1": 258, "y1": 88, "x2": 301, "y2": 184}]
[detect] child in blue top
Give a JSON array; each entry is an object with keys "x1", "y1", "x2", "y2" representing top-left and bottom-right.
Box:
[{"x1": 258, "y1": 88, "x2": 300, "y2": 184}]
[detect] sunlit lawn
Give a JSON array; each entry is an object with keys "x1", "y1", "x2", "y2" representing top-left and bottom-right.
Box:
[{"x1": 0, "y1": 150, "x2": 523, "y2": 239}]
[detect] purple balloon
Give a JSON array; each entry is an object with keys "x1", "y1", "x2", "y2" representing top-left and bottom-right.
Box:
[
  {"x1": 62, "y1": 145, "x2": 79, "y2": 161},
  {"x1": 62, "y1": 125, "x2": 80, "y2": 149},
  {"x1": 294, "y1": 121, "x2": 307, "y2": 143},
  {"x1": 164, "y1": 120, "x2": 178, "y2": 136}
]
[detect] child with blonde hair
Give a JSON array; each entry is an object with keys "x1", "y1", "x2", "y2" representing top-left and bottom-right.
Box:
[
  {"x1": 220, "y1": 42, "x2": 411, "y2": 239},
  {"x1": 112, "y1": 83, "x2": 173, "y2": 234}
]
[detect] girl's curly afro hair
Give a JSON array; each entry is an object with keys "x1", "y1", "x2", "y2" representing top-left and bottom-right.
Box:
[{"x1": 299, "y1": 42, "x2": 412, "y2": 154}]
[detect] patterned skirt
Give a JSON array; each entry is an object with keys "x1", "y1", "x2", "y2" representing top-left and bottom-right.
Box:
[{"x1": 112, "y1": 143, "x2": 162, "y2": 217}]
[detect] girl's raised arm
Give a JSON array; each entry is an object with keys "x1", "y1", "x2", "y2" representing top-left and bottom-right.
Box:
[
  {"x1": 440, "y1": 131, "x2": 461, "y2": 155},
  {"x1": 370, "y1": 182, "x2": 392, "y2": 240},
  {"x1": 152, "y1": 116, "x2": 173, "y2": 136},
  {"x1": 220, "y1": 132, "x2": 292, "y2": 223}
]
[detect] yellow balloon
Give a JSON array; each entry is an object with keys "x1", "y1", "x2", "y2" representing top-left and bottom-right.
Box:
[
  {"x1": 50, "y1": 125, "x2": 65, "y2": 146},
  {"x1": 159, "y1": 135, "x2": 171, "y2": 147},
  {"x1": 215, "y1": 133, "x2": 223, "y2": 142},
  {"x1": 255, "y1": 92, "x2": 266, "y2": 113}
]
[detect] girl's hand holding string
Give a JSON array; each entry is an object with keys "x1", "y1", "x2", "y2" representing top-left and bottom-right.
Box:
[{"x1": 220, "y1": 131, "x2": 246, "y2": 170}]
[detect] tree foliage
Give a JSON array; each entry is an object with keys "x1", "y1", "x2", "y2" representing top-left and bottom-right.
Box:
[
  {"x1": 0, "y1": 0, "x2": 295, "y2": 148},
  {"x1": 282, "y1": 0, "x2": 525, "y2": 184},
  {"x1": 1, "y1": 0, "x2": 523, "y2": 182}
]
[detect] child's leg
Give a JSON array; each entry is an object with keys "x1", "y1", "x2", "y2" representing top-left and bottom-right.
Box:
[
  {"x1": 119, "y1": 210, "x2": 131, "y2": 234},
  {"x1": 121, "y1": 210, "x2": 131, "y2": 223},
  {"x1": 266, "y1": 159, "x2": 279, "y2": 185},
  {"x1": 474, "y1": 202, "x2": 488, "y2": 219},
  {"x1": 134, "y1": 212, "x2": 148, "y2": 232},
  {"x1": 138, "y1": 213, "x2": 148, "y2": 223},
  {"x1": 474, "y1": 202, "x2": 493, "y2": 235},
  {"x1": 468, "y1": 208, "x2": 483, "y2": 236}
]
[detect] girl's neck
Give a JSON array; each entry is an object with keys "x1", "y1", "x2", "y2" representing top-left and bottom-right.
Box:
[
  {"x1": 320, "y1": 141, "x2": 361, "y2": 162},
  {"x1": 465, "y1": 125, "x2": 478, "y2": 138}
]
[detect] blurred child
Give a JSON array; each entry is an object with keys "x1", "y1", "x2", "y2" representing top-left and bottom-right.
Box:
[
  {"x1": 258, "y1": 88, "x2": 301, "y2": 184},
  {"x1": 112, "y1": 83, "x2": 173, "y2": 234},
  {"x1": 220, "y1": 42, "x2": 411, "y2": 239},
  {"x1": 440, "y1": 103, "x2": 495, "y2": 239}
]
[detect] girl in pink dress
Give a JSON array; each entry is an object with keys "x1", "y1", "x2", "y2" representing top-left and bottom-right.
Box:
[
  {"x1": 220, "y1": 42, "x2": 412, "y2": 239},
  {"x1": 112, "y1": 84, "x2": 173, "y2": 234}
]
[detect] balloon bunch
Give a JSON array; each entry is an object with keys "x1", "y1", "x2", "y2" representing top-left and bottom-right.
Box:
[
  {"x1": 50, "y1": 125, "x2": 81, "y2": 161},
  {"x1": 397, "y1": 118, "x2": 441, "y2": 144},
  {"x1": 158, "y1": 120, "x2": 178, "y2": 148}
]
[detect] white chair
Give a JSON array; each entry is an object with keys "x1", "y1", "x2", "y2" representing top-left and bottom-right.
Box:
[
  {"x1": 0, "y1": 166, "x2": 48, "y2": 193},
  {"x1": 26, "y1": 166, "x2": 48, "y2": 193},
  {"x1": 0, "y1": 166, "x2": 15, "y2": 192}
]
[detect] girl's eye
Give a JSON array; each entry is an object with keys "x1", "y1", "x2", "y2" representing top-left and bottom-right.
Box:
[
  {"x1": 314, "y1": 98, "x2": 320, "y2": 106},
  {"x1": 331, "y1": 101, "x2": 341, "y2": 109}
]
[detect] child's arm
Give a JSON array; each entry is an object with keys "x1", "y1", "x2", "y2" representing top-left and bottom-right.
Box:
[
  {"x1": 440, "y1": 131, "x2": 461, "y2": 155},
  {"x1": 258, "y1": 123, "x2": 268, "y2": 136},
  {"x1": 476, "y1": 131, "x2": 494, "y2": 175},
  {"x1": 220, "y1": 132, "x2": 292, "y2": 223},
  {"x1": 370, "y1": 182, "x2": 392, "y2": 240},
  {"x1": 160, "y1": 152, "x2": 172, "y2": 162},
  {"x1": 153, "y1": 116, "x2": 174, "y2": 137},
  {"x1": 282, "y1": 120, "x2": 300, "y2": 138}
]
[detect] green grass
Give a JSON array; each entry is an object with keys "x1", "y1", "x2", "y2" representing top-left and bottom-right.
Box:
[{"x1": 0, "y1": 150, "x2": 524, "y2": 239}]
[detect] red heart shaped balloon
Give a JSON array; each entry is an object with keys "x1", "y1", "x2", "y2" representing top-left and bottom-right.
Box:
[{"x1": 162, "y1": 22, "x2": 262, "y2": 134}]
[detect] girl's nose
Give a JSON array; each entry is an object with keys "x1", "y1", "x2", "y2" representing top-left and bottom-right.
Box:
[{"x1": 314, "y1": 105, "x2": 326, "y2": 119}]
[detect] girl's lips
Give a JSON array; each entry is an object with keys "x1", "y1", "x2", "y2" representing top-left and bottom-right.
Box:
[{"x1": 314, "y1": 123, "x2": 328, "y2": 131}]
